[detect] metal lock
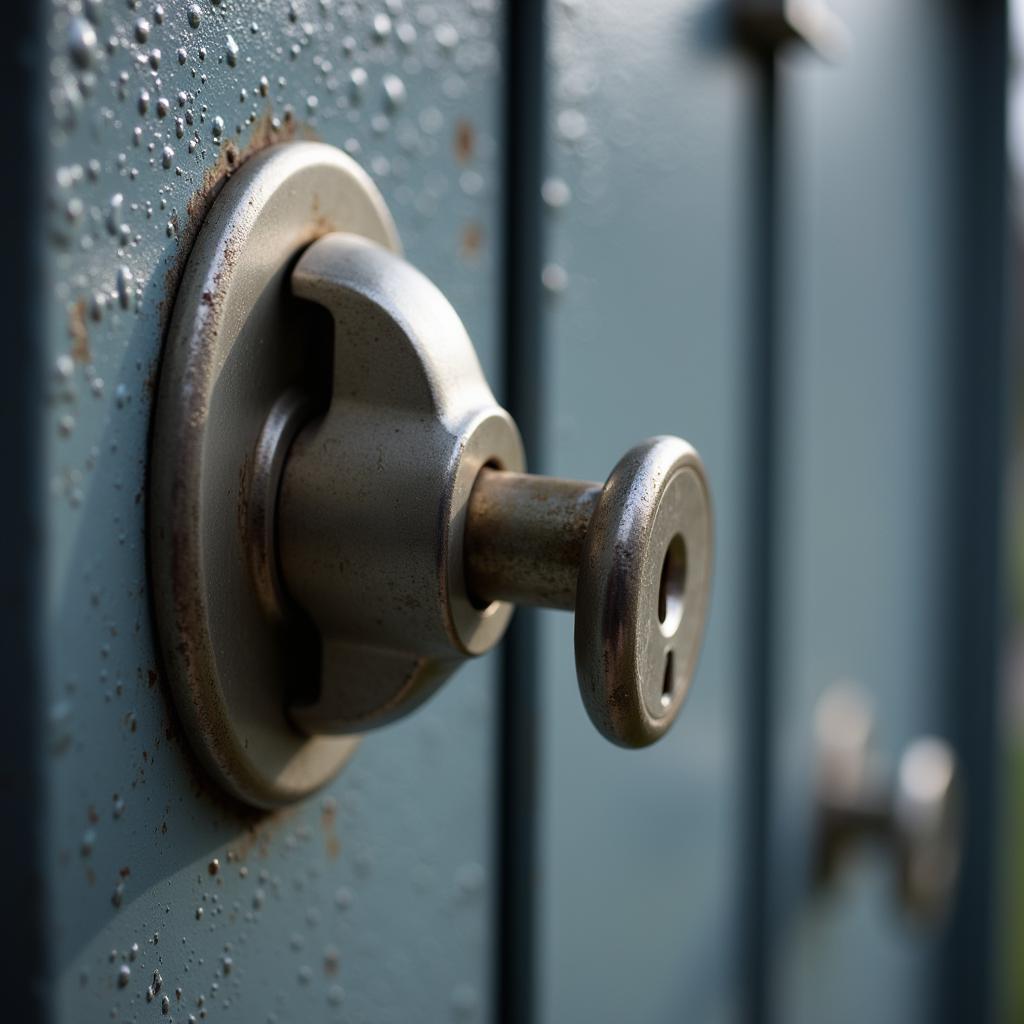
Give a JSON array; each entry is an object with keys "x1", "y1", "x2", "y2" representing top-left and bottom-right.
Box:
[
  {"x1": 813, "y1": 684, "x2": 962, "y2": 920},
  {"x1": 150, "y1": 142, "x2": 713, "y2": 807}
]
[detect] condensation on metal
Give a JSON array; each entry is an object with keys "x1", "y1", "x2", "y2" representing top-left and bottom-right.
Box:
[{"x1": 43, "y1": 0, "x2": 504, "y2": 1019}]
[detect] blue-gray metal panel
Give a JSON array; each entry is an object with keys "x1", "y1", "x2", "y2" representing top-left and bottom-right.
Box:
[
  {"x1": 535, "y1": 3, "x2": 753, "y2": 1021},
  {"x1": 769, "y1": 2, "x2": 959, "y2": 1020},
  {"x1": 43, "y1": 2, "x2": 505, "y2": 1020}
]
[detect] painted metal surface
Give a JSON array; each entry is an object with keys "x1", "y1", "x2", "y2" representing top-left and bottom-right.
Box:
[
  {"x1": 26, "y1": 0, "x2": 1007, "y2": 1020},
  {"x1": 767, "y1": 1, "x2": 964, "y2": 1020},
  {"x1": 44, "y1": 1, "x2": 505, "y2": 1019},
  {"x1": 534, "y1": 1, "x2": 754, "y2": 1020}
]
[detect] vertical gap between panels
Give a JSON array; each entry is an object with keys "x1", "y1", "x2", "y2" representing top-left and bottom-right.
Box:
[
  {"x1": 741, "y1": 49, "x2": 781, "y2": 1024},
  {"x1": 939, "y1": 1, "x2": 1009, "y2": 1021},
  {"x1": 496, "y1": 1, "x2": 547, "y2": 1023},
  {"x1": 1, "y1": 1, "x2": 47, "y2": 1019}
]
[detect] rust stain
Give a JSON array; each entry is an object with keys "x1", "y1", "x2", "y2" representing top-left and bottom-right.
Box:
[
  {"x1": 461, "y1": 222, "x2": 483, "y2": 261},
  {"x1": 227, "y1": 805, "x2": 297, "y2": 861},
  {"x1": 322, "y1": 800, "x2": 341, "y2": 861},
  {"x1": 454, "y1": 119, "x2": 475, "y2": 163},
  {"x1": 160, "y1": 107, "x2": 321, "y2": 336},
  {"x1": 68, "y1": 298, "x2": 91, "y2": 364}
]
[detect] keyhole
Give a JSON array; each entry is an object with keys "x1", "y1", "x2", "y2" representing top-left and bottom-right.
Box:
[
  {"x1": 658, "y1": 534, "x2": 687, "y2": 637},
  {"x1": 661, "y1": 650, "x2": 675, "y2": 708}
]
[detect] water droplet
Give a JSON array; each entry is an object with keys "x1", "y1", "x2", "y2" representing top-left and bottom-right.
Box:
[
  {"x1": 306, "y1": 94, "x2": 319, "y2": 113},
  {"x1": 69, "y1": 18, "x2": 98, "y2": 69},
  {"x1": 435, "y1": 23, "x2": 459, "y2": 50},
  {"x1": 211, "y1": 115, "x2": 224, "y2": 139},
  {"x1": 397, "y1": 21, "x2": 417, "y2": 46},
  {"x1": 134, "y1": 18, "x2": 151, "y2": 43},
  {"x1": 116, "y1": 266, "x2": 134, "y2": 309},
  {"x1": 117, "y1": 964, "x2": 131, "y2": 988},
  {"x1": 541, "y1": 177, "x2": 572, "y2": 209},
  {"x1": 106, "y1": 193, "x2": 124, "y2": 236},
  {"x1": 542, "y1": 263, "x2": 568, "y2": 294},
  {"x1": 161, "y1": 146, "x2": 174, "y2": 169},
  {"x1": 161, "y1": 994, "x2": 170, "y2": 1014},
  {"x1": 259, "y1": 74, "x2": 270, "y2": 97},
  {"x1": 188, "y1": 4, "x2": 202, "y2": 28},
  {"x1": 557, "y1": 109, "x2": 588, "y2": 143},
  {"x1": 225, "y1": 35, "x2": 239, "y2": 67},
  {"x1": 373, "y1": 13, "x2": 392, "y2": 40},
  {"x1": 297, "y1": 965, "x2": 313, "y2": 985},
  {"x1": 138, "y1": 89, "x2": 150, "y2": 115},
  {"x1": 382, "y1": 74, "x2": 406, "y2": 110},
  {"x1": 55, "y1": 354, "x2": 74, "y2": 380},
  {"x1": 327, "y1": 984, "x2": 345, "y2": 1006},
  {"x1": 112, "y1": 881, "x2": 125, "y2": 907},
  {"x1": 177, "y1": 47, "x2": 188, "y2": 65},
  {"x1": 349, "y1": 67, "x2": 367, "y2": 102},
  {"x1": 195, "y1": 906, "x2": 204, "y2": 920}
]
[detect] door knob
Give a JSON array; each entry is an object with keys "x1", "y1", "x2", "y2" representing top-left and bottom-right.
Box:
[
  {"x1": 813, "y1": 685, "x2": 962, "y2": 920},
  {"x1": 150, "y1": 142, "x2": 712, "y2": 806}
]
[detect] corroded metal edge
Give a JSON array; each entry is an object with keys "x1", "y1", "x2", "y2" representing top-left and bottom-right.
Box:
[{"x1": 149, "y1": 142, "x2": 399, "y2": 808}]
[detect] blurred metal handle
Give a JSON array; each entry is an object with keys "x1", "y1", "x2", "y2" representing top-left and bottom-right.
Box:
[
  {"x1": 813, "y1": 684, "x2": 962, "y2": 920},
  {"x1": 733, "y1": 0, "x2": 849, "y2": 60}
]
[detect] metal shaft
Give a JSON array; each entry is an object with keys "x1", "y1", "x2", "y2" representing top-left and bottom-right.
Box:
[{"x1": 464, "y1": 468, "x2": 602, "y2": 610}]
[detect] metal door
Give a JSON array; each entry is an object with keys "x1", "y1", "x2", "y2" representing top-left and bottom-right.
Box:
[
  {"x1": 21, "y1": 2, "x2": 509, "y2": 1020},
  {"x1": 3, "y1": 1, "x2": 1006, "y2": 1022}
]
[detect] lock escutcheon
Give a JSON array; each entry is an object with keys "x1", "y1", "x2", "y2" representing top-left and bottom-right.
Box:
[{"x1": 150, "y1": 142, "x2": 713, "y2": 807}]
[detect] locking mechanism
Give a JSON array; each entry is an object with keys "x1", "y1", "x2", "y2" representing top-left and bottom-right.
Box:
[{"x1": 150, "y1": 142, "x2": 713, "y2": 807}]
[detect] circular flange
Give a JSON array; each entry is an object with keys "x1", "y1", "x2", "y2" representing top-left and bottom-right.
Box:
[
  {"x1": 149, "y1": 142, "x2": 400, "y2": 808},
  {"x1": 574, "y1": 437, "x2": 713, "y2": 747}
]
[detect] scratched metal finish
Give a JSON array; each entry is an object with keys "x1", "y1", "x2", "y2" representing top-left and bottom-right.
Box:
[
  {"x1": 44, "y1": 1, "x2": 502, "y2": 1020},
  {"x1": 535, "y1": 2, "x2": 752, "y2": 1021}
]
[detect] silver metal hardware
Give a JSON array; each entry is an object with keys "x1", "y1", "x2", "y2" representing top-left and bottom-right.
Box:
[
  {"x1": 814, "y1": 684, "x2": 962, "y2": 920},
  {"x1": 734, "y1": 0, "x2": 848, "y2": 59},
  {"x1": 151, "y1": 142, "x2": 713, "y2": 807}
]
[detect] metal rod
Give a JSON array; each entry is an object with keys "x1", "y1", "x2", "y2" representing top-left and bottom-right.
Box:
[{"x1": 464, "y1": 468, "x2": 601, "y2": 611}]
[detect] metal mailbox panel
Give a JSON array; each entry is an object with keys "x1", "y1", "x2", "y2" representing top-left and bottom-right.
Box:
[
  {"x1": 43, "y1": 1, "x2": 505, "y2": 1020},
  {"x1": 769, "y1": 1, "x2": 963, "y2": 1020},
  {"x1": 535, "y1": 2, "x2": 754, "y2": 1021}
]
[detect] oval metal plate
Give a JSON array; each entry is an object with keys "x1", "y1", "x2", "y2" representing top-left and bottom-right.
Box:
[{"x1": 149, "y1": 142, "x2": 400, "y2": 808}]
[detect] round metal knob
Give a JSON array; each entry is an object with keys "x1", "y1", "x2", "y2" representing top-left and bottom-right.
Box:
[
  {"x1": 277, "y1": 231, "x2": 713, "y2": 750},
  {"x1": 464, "y1": 438, "x2": 712, "y2": 747},
  {"x1": 814, "y1": 684, "x2": 962, "y2": 920}
]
